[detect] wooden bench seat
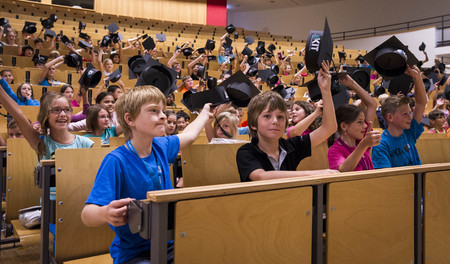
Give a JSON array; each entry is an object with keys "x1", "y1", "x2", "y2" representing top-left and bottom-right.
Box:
[
  {"x1": 10, "y1": 219, "x2": 42, "y2": 247},
  {"x1": 63, "y1": 253, "x2": 112, "y2": 264}
]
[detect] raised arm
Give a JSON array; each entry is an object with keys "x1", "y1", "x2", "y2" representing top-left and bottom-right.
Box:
[
  {"x1": 177, "y1": 104, "x2": 213, "y2": 148},
  {"x1": 406, "y1": 65, "x2": 427, "y2": 123},
  {"x1": 187, "y1": 54, "x2": 206, "y2": 75},
  {"x1": 39, "y1": 55, "x2": 64, "y2": 83},
  {"x1": 0, "y1": 76, "x2": 40, "y2": 151},
  {"x1": 339, "y1": 74, "x2": 377, "y2": 123},
  {"x1": 309, "y1": 61, "x2": 337, "y2": 147},
  {"x1": 289, "y1": 101, "x2": 322, "y2": 137}
]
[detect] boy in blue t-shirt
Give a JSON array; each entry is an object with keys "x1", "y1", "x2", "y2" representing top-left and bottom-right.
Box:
[
  {"x1": 81, "y1": 86, "x2": 212, "y2": 264},
  {"x1": 372, "y1": 65, "x2": 427, "y2": 168}
]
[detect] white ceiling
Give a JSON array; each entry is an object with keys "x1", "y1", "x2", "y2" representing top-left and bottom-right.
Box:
[{"x1": 227, "y1": 0, "x2": 344, "y2": 12}]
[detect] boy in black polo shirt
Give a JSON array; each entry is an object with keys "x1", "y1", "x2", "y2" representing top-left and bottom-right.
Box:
[{"x1": 236, "y1": 61, "x2": 339, "y2": 181}]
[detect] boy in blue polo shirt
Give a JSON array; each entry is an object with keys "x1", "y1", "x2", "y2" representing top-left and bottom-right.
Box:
[
  {"x1": 372, "y1": 65, "x2": 427, "y2": 168},
  {"x1": 81, "y1": 86, "x2": 212, "y2": 264}
]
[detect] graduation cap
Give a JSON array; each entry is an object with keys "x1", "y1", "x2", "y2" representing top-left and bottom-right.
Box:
[
  {"x1": 41, "y1": 14, "x2": 57, "y2": 29},
  {"x1": 342, "y1": 67, "x2": 371, "y2": 92},
  {"x1": 267, "y1": 43, "x2": 276, "y2": 54},
  {"x1": 423, "y1": 77, "x2": 433, "y2": 93},
  {"x1": 100, "y1": 35, "x2": 111, "y2": 47},
  {"x1": 419, "y1": 42, "x2": 426, "y2": 52},
  {"x1": 197, "y1": 47, "x2": 205, "y2": 54},
  {"x1": 0, "y1": 18, "x2": 8, "y2": 27},
  {"x1": 256, "y1": 42, "x2": 265, "y2": 55},
  {"x1": 225, "y1": 24, "x2": 236, "y2": 34},
  {"x1": 258, "y1": 69, "x2": 278, "y2": 85},
  {"x1": 207, "y1": 55, "x2": 217, "y2": 61},
  {"x1": 426, "y1": 71, "x2": 439, "y2": 84},
  {"x1": 156, "y1": 34, "x2": 166, "y2": 42},
  {"x1": 248, "y1": 56, "x2": 260, "y2": 68},
  {"x1": 297, "y1": 62, "x2": 305, "y2": 71},
  {"x1": 107, "y1": 23, "x2": 119, "y2": 33},
  {"x1": 234, "y1": 32, "x2": 239, "y2": 39},
  {"x1": 196, "y1": 65, "x2": 206, "y2": 79},
  {"x1": 363, "y1": 36, "x2": 419, "y2": 79},
  {"x1": 79, "y1": 63, "x2": 102, "y2": 88},
  {"x1": 44, "y1": 29, "x2": 57, "y2": 38},
  {"x1": 128, "y1": 55, "x2": 148, "y2": 79},
  {"x1": 338, "y1": 51, "x2": 346, "y2": 62},
  {"x1": 140, "y1": 34, "x2": 149, "y2": 40},
  {"x1": 224, "y1": 37, "x2": 232, "y2": 48},
  {"x1": 355, "y1": 54, "x2": 365, "y2": 63},
  {"x1": 59, "y1": 35, "x2": 71, "y2": 46},
  {"x1": 142, "y1": 36, "x2": 156, "y2": 50},
  {"x1": 181, "y1": 86, "x2": 230, "y2": 111},
  {"x1": 79, "y1": 21, "x2": 86, "y2": 30},
  {"x1": 181, "y1": 47, "x2": 194, "y2": 57},
  {"x1": 205, "y1": 39, "x2": 216, "y2": 51},
  {"x1": 79, "y1": 32, "x2": 90, "y2": 40},
  {"x1": 271, "y1": 64, "x2": 279, "y2": 75},
  {"x1": 438, "y1": 74, "x2": 448, "y2": 86},
  {"x1": 110, "y1": 32, "x2": 123, "y2": 44},
  {"x1": 135, "y1": 57, "x2": 178, "y2": 97},
  {"x1": 304, "y1": 73, "x2": 343, "y2": 102},
  {"x1": 241, "y1": 46, "x2": 253, "y2": 57},
  {"x1": 108, "y1": 68, "x2": 122, "y2": 83},
  {"x1": 273, "y1": 84, "x2": 296, "y2": 100},
  {"x1": 78, "y1": 40, "x2": 92, "y2": 50},
  {"x1": 437, "y1": 63, "x2": 446, "y2": 74},
  {"x1": 64, "y1": 52, "x2": 83, "y2": 68},
  {"x1": 32, "y1": 54, "x2": 48, "y2": 65},
  {"x1": 373, "y1": 85, "x2": 386, "y2": 97},
  {"x1": 386, "y1": 74, "x2": 414, "y2": 95},
  {"x1": 23, "y1": 21, "x2": 37, "y2": 34},
  {"x1": 305, "y1": 18, "x2": 333, "y2": 73},
  {"x1": 216, "y1": 71, "x2": 260, "y2": 107},
  {"x1": 244, "y1": 36, "x2": 254, "y2": 45},
  {"x1": 247, "y1": 67, "x2": 258, "y2": 77}
]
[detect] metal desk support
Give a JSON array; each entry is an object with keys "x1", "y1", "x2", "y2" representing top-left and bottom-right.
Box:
[
  {"x1": 150, "y1": 202, "x2": 169, "y2": 264},
  {"x1": 414, "y1": 172, "x2": 424, "y2": 264},
  {"x1": 312, "y1": 184, "x2": 324, "y2": 264},
  {"x1": 40, "y1": 164, "x2": 52, "y2": 264}
]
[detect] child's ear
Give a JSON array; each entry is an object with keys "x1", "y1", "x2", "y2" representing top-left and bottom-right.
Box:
[
  {"x1": 385, "y1": 113, "x2": 394, "y2": 123},
  {"x1": 124, "y1": 113, "x2": 134, "y2": 126}
]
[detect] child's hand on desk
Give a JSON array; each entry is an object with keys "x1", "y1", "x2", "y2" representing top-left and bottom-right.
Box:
[{"x1": 105, "y1": 198, "x2": 135, "y2": 227}]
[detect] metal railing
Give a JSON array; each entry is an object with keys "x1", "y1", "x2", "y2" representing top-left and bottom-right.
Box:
[{"x1": 332, "y1": 14, "x2": 450, "y2": 46}]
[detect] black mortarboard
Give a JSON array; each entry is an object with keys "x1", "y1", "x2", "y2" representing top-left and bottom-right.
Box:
[
  {"x1": 205, "y1": 39, "x2": 216, "y2": 51},
  {"x1": 248, "y1": 56, "x2": 260, "y2": 68},
  {"x1": 273, "y1": 85, "x2": 296, "y2": 100},
  {"x1": 181, "y1": 86, "x2": 230, "y2": 111},
  {"x1": 32, "y1": 54, "x2": 48, "y2": 65},
  {"x1": 218, "y1": 71, "x2": 260, "y2": 107},
  {"x1": 182, "y1": 47, "x2": 194, "y2": 57},
  {"x1": 332, "y1": 85, "x2": 351, "y2": 108},
  {"x1": 100, "y1": 35, "x2": 111, "y2": 47},
  {"x1": 207, "y1": 55, "x2": 217, "y2": 61},
  {"x1": 244, "y1": 36, "x2": 254, "y2": 45},
  {"x1": 305, "y1": 18, "x2": 333, "y2": 73},
  {"x1": 345, "y1": 67, "x2": 371, "y2": 92},
  {"x1": 64, "y1": 52, "x2": 83, "y2": 68},
  {"x1": 78, "y1": 40, "x2": 92, "y2": 50},
  {"x1": 45, "y1": 29, "x2": 57, "y2": 38},
  {"x1": 438, "y1": 74, "x2": 448, "y2": 86},
  {"x1": 225, "y1": 24, "x2": 236, "y2": 34},
  {"x1": 108, "y1": 68, "x2": 122, "y2": 83},
  {"x1": 196, "y1": 65, "x2": 206, "y2": 79},
  {"x1": 256, "y1": 45, "x2": 265, "y2": 56},
  {"x1": 437, "y1": 63, "x2": 446, "y2": 73},
  {"x1": 426, "y1": 71, "x2": 439, "y2": 84},
  {"x1": 374, "y1": 85, "x2": 386, "y2": 97},
  {"x1": 224, "y1": 37, "x2": 232, "y2": 48},
  {"x1": 419, "y1": 42, "x2": 426, "y2": 52},
  {"x1": 247, "y1": 67, "x2": 258, "y2": 77},
  {"x1": 234, "y1": 32, "x2": 239, "y2": 39},
  {"x1": 242, "y1": 46, "x2": 253, "y2": 57},
  {"x1": 156, "y1": 34, "x2": 166, "y2": 42},
  {"x1": 41, "y1": 14, "x2": 57, "y2": 29},
  {"x1": 79, "y1": 21, "x2": 86, "y2": 30},
  {"x1": 110, "y1": 32, "x2": 124, "y2": 44},
  {"x1": 78, "y1": 32, "x2": 90, "y2": 40},
  {"x1": 258, "y1": 69, "x2": 278, "y2": 85},
  {"x1": 363, "y1": 36, "x2": 419, "y2": 80},
  {"x1": 422, "y1": 77, "x2": 433, "y2": 92},
  {"x1": 338, "y1": 51, "x2": 347, "y2": 61},
  {"x1": 23, "y1": 21, "x2": 37, "y2": 34},
  {"x1": 355, "y1": 54, "x2": 365, "y2": 63},
  {"x1": 128, "y1": 55, "x2": 148, "y2": 79},
  {"x1": 304, "y1": 73, "x2": 343, "y2": 102},
  {"x1": 107, "y1": 23, "x2": 119, "y2": 33},
  {"x1": 271, "y1": 64, "x2": 279, "y2": 75},
  {"x1": 0, "y1": 18, "x2": 9, "y2": 27},
  {"x1": 79, "y1": 63, "x2": 102, "y2": 88},
  {"x1": 59, "y1": 35, "x2": 70, "y2": 46},
  {"x1": 197, "y1": 48, "x2": 205, "y2": 54},
  {"x1": 135, "y1": 57, "x2": 178, "y2": 96},
  {"x1": 297, "y1": 62, "x2": 305, "y2": 71},
  {"x1": 387, "y1": 74, "x2": 414, "y2": 95},
  {"x1": 142, "y1": 36, "x2": 156, "y2": 50},
  {"x1": 267, "y1": 43, "x2": 276, "y2": 54}
]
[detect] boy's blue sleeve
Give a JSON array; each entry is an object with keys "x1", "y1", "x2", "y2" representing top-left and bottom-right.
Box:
[
  {"x1": 166, "y1": 135, "x2": 180, "y2": 163},
  {"x1": 372, "y1": 142, "x2": 392, "y2": 169},
  {"x1": 0, "y1": 77, "x2": 21, "y2": 103}
]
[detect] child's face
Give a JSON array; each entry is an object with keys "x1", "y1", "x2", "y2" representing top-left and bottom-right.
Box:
[
  {"x1": 48, "y1": 98, "x2": 72, "y2": 130},
  {"x1": 2, "y1": 71, "x2": 14, "y2": 84},
  {"x1": 253, "y1": 106, "x2": 287, "y2": 140},
  {"x1": 215, "y1": 119, "x2": 232, "y2": 139},
  {"x1": 112, "y1": 88, "x2": 122, "y2": 99},
  {"x1": 344, "y1": 112, "x2": 367, "y2": 141},
  {"x1": 20, "y1": 84, "x2": 32, "y2": 99},
  {"x1": 24, "y1": 49, "x2": 33, "y2": 57},
  {"x1": 35, "y1": 42, "x2": 43, "y2": 49},
  {"x1": 131, "y1": 101, "x2": 167, "y2": 138},
  {"x1": 431, "y1": 115, "x2": 446, "y2": 129},
  {"x1": 100, "y1": 95, "x2": 115, "y2": 114},
  {"x1": 165, "y1": 114, "x2": 176, "y2": 135},
  {"x1": 176, "y1": 117, "x2": 186, "y2": 131},
  {"x1": 390, "y1": 104, "x2": 412, "y2": 130},
  {"x1": 62, "y1": 87, "x2": 74, "y2": 101},
  {"x1": 8, "y1": 127, "x2": 24, "y2": 138},
  {"x1": 97, "y1": 109, "x2": 110, "y2": 130},
  {"x1": 105, "y1": 60, "x2": 114, "y2": 72},
  {"x1": 291, "y1": 104, "x2": 306, "y2": 124}
]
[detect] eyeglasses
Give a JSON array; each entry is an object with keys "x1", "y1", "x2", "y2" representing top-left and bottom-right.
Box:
[{"x1": 50, "y1": 107, "x2": 73, "y2": 115}]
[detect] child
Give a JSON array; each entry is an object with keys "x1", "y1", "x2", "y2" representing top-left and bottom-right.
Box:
[
  {"x1": 0, "y1": 69, "x2": 14, "y2": 84},
  {"x1": 81, "y1": 86, "x2": 212, "y2": 264},
  {"x1": 84, "y1": 105, "x2": 123, "y2": 144},
  {"x1": 7, "y1": 119, "x2": 25, "y2": 139},
  {"x1": 60, "y1": 85, "x2": 80, "y2": 107},
  {"x1": 372, "y1": 65, "x2": 427, "y2": 168},
  {"x1": 236, "y1": 61, "x2": 339, "y2": 181},
  {"x1": 165, "y1": 110, "x2": 177, "y2": 135},
  {"x1": 205, "y1": 111, "x2": 239, "y2": 141},
  {"x1": 287, "y1": 100, "x2": 322, "y2": 138},
  {"x1": 327, "y1": 74, "x2": 380, "y2": 172},
  {"x1": 427, "y1": 109, "x2": 446, "y2": 134},
  {"x1": 0, "y1": 78, "x2": 39, "y2": 105}
]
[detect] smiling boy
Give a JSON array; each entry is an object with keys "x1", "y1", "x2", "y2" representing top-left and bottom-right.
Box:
[{"x1": 372, "y1": 65, "x2": 427, "y2": 168}]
